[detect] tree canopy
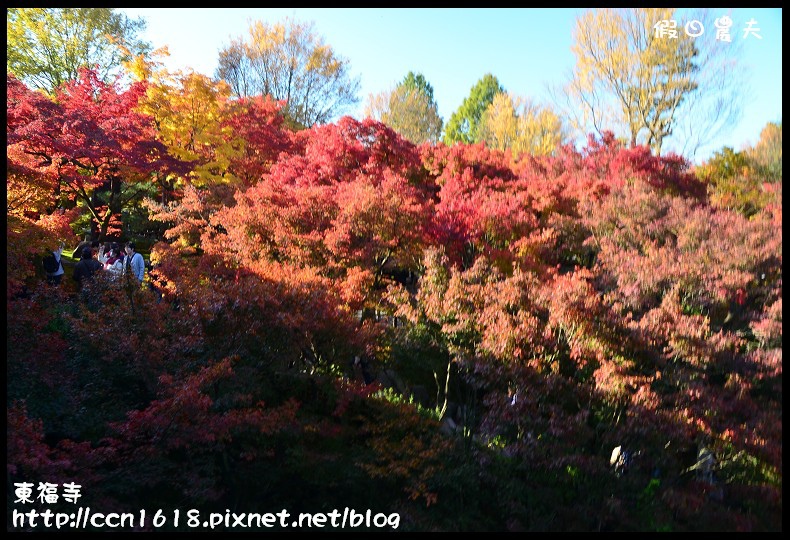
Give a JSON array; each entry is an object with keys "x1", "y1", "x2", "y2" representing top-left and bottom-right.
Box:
[
  {"x1": 749, "y1": 121, "x2": 782, "y2": 182},
  {"x1": 6, "y1": 23, "x2": 782, "y2": 532},
  {"x1": 477, "y1": 93, "x2": 567, "y2": 158},
  {"x1": 443, "y1": 73, "x2": 504, "y2": 145},
  {"x1": 561, "y1": 8, "x2": 746, "y2": 157},
  {"x1": 7, "y1": 69, "x2": 184, "y2": 243},
  {"x1": 364, "y1": 71, "x2": 443, "y2": 145},
  {"x1": 7, "y1": 8, "x2": 151, "y2": 95},
  {"x1": 215, "y1": 16, "x2": 361, "y2": 129}
]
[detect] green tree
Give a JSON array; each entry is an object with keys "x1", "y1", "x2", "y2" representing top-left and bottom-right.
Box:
[
  {"x1": 216, "y1": 17, "x2": 360, "y2": 129},
  {"x1": 443, "y1": 73, "x2": 504, "y2": 145},
  {"x1": 7, "y1": 8, "x2": 151, "y2": 95},
  {"x1": 364, "y1": 71, "x2": 443, "y2": 144},
  {"x1": 560, "y1": 8, "x2": 745, "y2": 157}
]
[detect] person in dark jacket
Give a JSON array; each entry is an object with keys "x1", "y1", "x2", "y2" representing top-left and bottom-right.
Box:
[
  {"x1": 44, "y1": 242, "x2": 65, "y2": 285},
  {"x1": 72, "y1": 246, "x2": 103, "y2": 291}
]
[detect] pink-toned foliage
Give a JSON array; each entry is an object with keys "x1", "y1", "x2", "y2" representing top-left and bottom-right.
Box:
[{"x1": 8, "y1": 88, "x2": 781, "y2": 531}]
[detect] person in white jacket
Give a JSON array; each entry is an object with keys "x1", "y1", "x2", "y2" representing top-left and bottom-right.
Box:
[
  {"x1": 98, "y1": 242, "x2": 111, "y2": 265},
  {"x1": 103, "y1": 244, "x2": 124, "y2": 279}
]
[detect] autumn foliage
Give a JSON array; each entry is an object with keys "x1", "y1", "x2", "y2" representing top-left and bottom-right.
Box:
[{"x1": 7, "y1": 70, "x2": 781, "y2": 531}]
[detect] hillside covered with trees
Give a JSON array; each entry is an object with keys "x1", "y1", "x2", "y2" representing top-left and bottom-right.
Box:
[{"x1": 7, "y1": 8, "x2": 782, "y2": 532}]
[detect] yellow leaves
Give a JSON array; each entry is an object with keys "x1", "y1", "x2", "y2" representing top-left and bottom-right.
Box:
[
  {"x1": 516, "y1": 107, "x2": 565, "y2": 158},
  {"x1": 248, "y1": 20, "x2": 287, "y2": 54},
  {"x1": 568, "y1": 8, "x2": 710, "y2": 154},
  {"x1": 479, "y1": 93, "x2": 518, "y2": 152},
  {"x1": 219, "y1": 16, "x2": 358, "y2": 128},
  {"x1": 120, "y1": 44, "x2": 171, "y2": 82},
  {"x1": 478, "y1": 93, "x2": 565, "y2": 158},
  {"x1": 572, "y1": 9, "x2": 634, "y2": 79},
  {"x1": 6, "y1": 170, "x2": 54, "y2": 219},
  {"x1": 134, "y1": 68, "x2": 239, "y2": 187},
  {"x1": 309, "y1": 45, "x2": 339, "y2": 75},
  {"x1": 123, "y1": 54, "x2": 151, "y2": 82}
]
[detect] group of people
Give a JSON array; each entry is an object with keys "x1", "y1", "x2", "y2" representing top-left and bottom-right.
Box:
[{"x1": 46, "y1": 240, "x2": 146, "y2": 290}]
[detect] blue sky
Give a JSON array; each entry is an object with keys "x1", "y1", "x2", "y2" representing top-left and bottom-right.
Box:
[{"x1": 119, "y1": 8, "x2": 782, "y2": 163}]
